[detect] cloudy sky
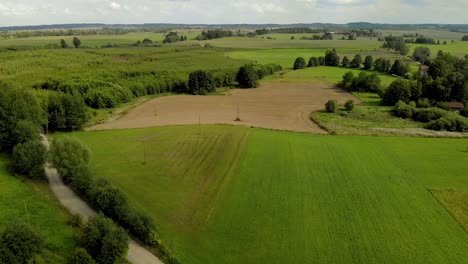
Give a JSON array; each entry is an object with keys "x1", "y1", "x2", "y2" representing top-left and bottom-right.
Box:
[{"x1": 0, "y1": 0, "x2": 466, "y2": 26}]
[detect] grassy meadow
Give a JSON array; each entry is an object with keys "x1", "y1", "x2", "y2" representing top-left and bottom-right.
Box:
[
  {"x1": 0, "y1": 158, "x2": 76, "y2": 263},
  {"x1": 408, "y1": 42, "x2": 468, "y2": 58},
  {"x1": 63, "y1": 125, "x2": 468, "y2": 264}
]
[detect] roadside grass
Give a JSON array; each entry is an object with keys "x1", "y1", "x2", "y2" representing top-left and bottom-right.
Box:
[
  {"x1": 0, "y1": 157, "x2": 76, "y2": 263},
  {"x1": 66, "y1": 125, "x2": 468, "y2": 264}
]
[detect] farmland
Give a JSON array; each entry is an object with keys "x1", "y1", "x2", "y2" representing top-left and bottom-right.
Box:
[
  {"x1": 0, "y1": 157, "x2": 76, "y2": 263},
  {"x1": 64, "y1": 126, "x2": 468, "y2": 264}
]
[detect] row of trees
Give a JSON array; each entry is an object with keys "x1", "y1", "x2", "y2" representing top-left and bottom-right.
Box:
[
  {"x1": 60, "y1": 37, "x2": 82, "y2": 48},
  {"x1": 339, "y1": 71, "x2": 382, "y2": 93},
  {"x1": 49, "y1": 137, "x2": 179, "y2": 263},
  {"x1": 195, "y1": 30, "x2": 234, "y2": 40}
]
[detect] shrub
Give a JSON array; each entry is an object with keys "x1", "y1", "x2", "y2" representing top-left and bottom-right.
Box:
[
  {"x1": 436, "y1": 102, "x2": 451, "y2": 111},
  {"x1": 344, "y1": 100, "x2": 355, "y2": 111},
  {"x1": 293, "y1": 57, "x2": 306, "y2": 70},
  {"x1": 393, "y1": 101, "x2": 414, "y2": 119},
  {"x1": 325, "y1": 100, "x2": 338, "y2": 113},
  {"x1": 0, "y1": 222, "x2": 43, "y2": 264},
  {"x1": 460, "y1": 104, "x2": 468, "y2": 117},
  {"x1": 12, "y1": 140, "x2": 47, "y2": 179},
  {"x1": 49, "y1": 137, "x2": 91, "y2": 184},
  {"x1": 81, "y1": 214, "x2": 128, "y2": 264},
  {"x1": 413, "y1": 107, "x2": 447, "y2": 122},
  {"x1": 425, "y1": 114, "x2": 468, "y2": 132},
  {"x1": 417, "y1": 98, "x2": 430, "y2": 108},
  {"x1": 68, "y1": 248, "x2": 96, "y2": 264}
]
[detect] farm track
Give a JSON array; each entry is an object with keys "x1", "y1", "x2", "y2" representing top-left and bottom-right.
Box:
[
  {"x1": 89, "y1": 82, "x2": 358, "y2": 133},
  {"x1": 41, "y1": 135, "x2": 164, "y2": 264}
]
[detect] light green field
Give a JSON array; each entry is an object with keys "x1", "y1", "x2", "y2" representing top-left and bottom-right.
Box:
[
  {"x1": 0, "y1": 157, "x2": 75, "y2": 263},
  {"x1": 408, "y1": 42, "x2": 468, "y2": 58},
  {"x1": 378, "y1": 29, "x2": 466, "y2": 40},
  {"x1": 0, "y1": 31, "x2": 201, "y2": 49},
  {"x1": 228, "y1": 48, "x2": 413, "y2": 69},
  {"x1": 263, "y1": 66, "x2": 398, "y2": 87},
  {"x1": 184, "y1": 37, "x2": 382, "y2": 49},
  {"x1": 65, "y1": 125, "x2": 468, "y2": 264}
]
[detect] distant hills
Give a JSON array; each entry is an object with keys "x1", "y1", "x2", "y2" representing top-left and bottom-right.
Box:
[{"x1": 1, "y1": 23, "x2": 468, "y2": 31}]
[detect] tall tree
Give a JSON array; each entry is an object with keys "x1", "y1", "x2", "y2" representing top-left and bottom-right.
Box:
[
  {"x1": 363, "y1": 55, "x2": 374, "y2": 70},
  {"x1": 73, "y1": 37, "x2": 81, "y2": 48},
  {"x1": 293, "y1": 57, "x2": 307, "y2": 70},
  {"x1": 350, "y1": 54, "x2": 362, "y2": 68},
  {"x1": 324, "y1": 49, "x2": 340, "y2": 66},
  {"x1": 60, "y1": 39, "x2": 68, "y2": 48}
]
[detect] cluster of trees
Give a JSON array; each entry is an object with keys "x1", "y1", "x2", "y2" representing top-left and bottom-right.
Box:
[
  {"x1": 393, "y1": 101, "x2": 467, "y2": 132},
  {"x1": 163, "y1": 32, "x2": 188, "y2": 43},
  {"x1": 338, "y1": 71, "x2": 382, "y2": 93},
  {"x1": 59, "y1": 37, "x2": 82, "y2": 48},
  {"x1": 236, "y1": 63, "x2": 283, "y2": 88},
  {"x1": 414, "y1": 37, "x2": 436, "y2": 44},
  {"x1": 341, "y1": 54, "x2": 410, "y2": 77},
  {"x1": 49, "y1": 137, "x2": 179, "y2": 263},
  {"x1": 196, "y1": 30, "x2": 233, "y2": 40},
  {"x1": 462, "y1": 35, "x2": 468, "y2": 41},
  {"x1": 383, "y1": 36, "x2": 409, "y2": 55},
  {"x1": 0, "y1": 222, "x2": 44, "y2": 263},
  {"x1": 412, "y1": 47, "x2": 431, "y2": 64},
  {"x1": 325, "y1": 99, "x2": 355, "y2": 113}
]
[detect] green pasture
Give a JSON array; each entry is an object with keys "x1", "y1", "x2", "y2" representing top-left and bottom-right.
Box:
[
  {"x1": 187, "y1": 37, "x2": 382, "y2": 49},
  {"x1": 0, "y1": 157, "x2": 75, "y2": 263},
  {"x1": 264, "y1": 66, "x2": 398, "y2": 86},
  {"x1": 408, "y1": 42, "x2": 468, "y2": 58},
  {"x1": 65, "y1": 125, "x2": 468, "y2": 264},
  {"x1": 378, "y1": 29, "x2": 467, "y2": 40}
]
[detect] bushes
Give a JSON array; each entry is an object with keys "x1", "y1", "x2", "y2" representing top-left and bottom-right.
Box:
[
  {"x1": 425, "y1": 114, "x2": 468, "y2": 132},
  {"x1": 293, "y1": 57, "x2": 306, "y2": 70},
  {"x1": 81, "y1": 214, "x2": 128, "y2": 264},
  {"x1": 49, "y1": 137, "x2": 91, "y2": 184},
  {"x1": 47, "y1": 92, "x2": 88, "y2": 132},
  {"x1": 344, "y1": 100, "x2": 355, "y2": 111},
  {"x1": 393, "y1": 101, "x2": 414, "y2": 119},
  {"x1": 68, "y1": 248, "x2": 96, "y2": 264},
  {"x1": 12, "y1": 140, "x2": 47, "y2": 179},
  {"x1": 0, "y1": 222, "x2": 43, "y2": 264},
  {"x1": 339, "y1": 71, "x2": 382, "y2": 93},
  {"x1": 325, "y1": 100, "x2": 338, "y2": 113}
]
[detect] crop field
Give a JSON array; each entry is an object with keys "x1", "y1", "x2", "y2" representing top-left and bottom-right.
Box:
[
  {"x1": 378, "y1": 29, "x2": 467, "y2": 40},
  {"x1": 88, "y1": 82, "x2": 356, "y2": 133},
  {"x1": 0, "y1": 157, "x2": 75, "y2": 263},
  {"x1": 227, "y1": 48, "x2": 414, "y2": 69},
  {"x1": 64, "y1": 125, "x2": 468, "y2": 264}
]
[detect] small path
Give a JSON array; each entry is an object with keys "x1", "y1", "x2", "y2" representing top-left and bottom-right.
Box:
[{"x1": 42, "y1": 135, "x2": 164, "y2": 264}]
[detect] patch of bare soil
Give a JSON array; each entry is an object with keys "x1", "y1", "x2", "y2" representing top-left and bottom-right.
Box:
[{"x1": 89, "y1": 83, "x2": 358, "y2": 133}]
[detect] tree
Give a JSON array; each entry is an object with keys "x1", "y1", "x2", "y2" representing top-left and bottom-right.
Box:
[
  {"x1": 188, "y1": 70, "x2": 215, "y2": 95},
  {"x1": 81, "y1": 214, "x2": 128, "y2": 264},
  {"x1": 428, "y1": 59, "x2": 450, "y2": 79},
  {"x1": 325, "y1": 100, "x2": 337, "y2": 113},
  {"x1": 339, "y1": 71, "x2": 355, "y2": 90},
  {"x1": 363, "y1": 55, "x2": 373, "y2": 70},
  {"x1": 60, "y1": 39, "x2": 68, "y2": 48},
  {"x1": 350, "y1": 54, "x2": 362, "y2": 68},
  {"x1": 12, "y1": 140, "x2": 47, "y2": 179},
  {"x1": 73, "y1": 37, "x2": 81, "y2": 48},
  {"x1": 47, "y1": 92, "x2": 88, "y2": 132},
  {"x1": 163, "y1": 32, "x2": 179, "y2": 43},
  {"x1": 236, "y1": 64, "x2": 259, "y2": 88},
  {"x1": 462, "y1": 35, "x2": 468, "y2": 41},
  {"x1": 390, "y1": 59, "x2": 410, "y2": 77},
  {"x1": 308, "y1": 57, "x2": 318, "y2": 67},
  {"x1": 90, "y1": 179, "x2": 127, "y2": 219},
  {"x1": 0, "y1": 222, "x2": 43, "y2": 264},
  {"x1": 382, "y1": 79, "x2": 412, "y2": 106},
  {"x1": 49, "y1": 137, "x2": 90, "y2": 184},
  {"x1": 0, "y1": 83, "x2": 42, "y2": 152},
  {"x1": 293, "y1": 57, "x2": 306, "y2": 70},
  {"x1": 341, "y1": 56, "x2": 350, "y2": 67},
  {"x1": 412, "y1": 47, "x2": 431, "y2": 64},
  {"x1": 68, "y1": 248, "x2": 96, "y2": 264},
  {"x1": 324, "y1": 49, "x2": 340, "y2": 66}
]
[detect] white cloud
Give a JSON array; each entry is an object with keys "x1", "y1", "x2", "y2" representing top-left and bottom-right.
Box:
[
  {"x1": 231, "y1": 1, "x2": 286, "y2": 13},
  {"x1": 109, "y1": 1, "x2": 121, "y2": 10}
]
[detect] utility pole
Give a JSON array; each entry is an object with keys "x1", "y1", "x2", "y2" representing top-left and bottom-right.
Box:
[
  {"x1": 199, "y1": 115, "x2": 201, "y2": 136},
  {"x1": 24, "y1": 201, "x2": 30, "y2": 225}
]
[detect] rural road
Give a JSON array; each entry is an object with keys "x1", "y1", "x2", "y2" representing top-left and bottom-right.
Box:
[{"x1": 42, "y1": 135, "x2": 164, "y2": 264}]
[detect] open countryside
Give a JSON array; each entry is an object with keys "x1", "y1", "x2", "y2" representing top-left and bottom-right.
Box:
[{"x1": 0, "y1": 2, "x2": 468, "y2": 264}]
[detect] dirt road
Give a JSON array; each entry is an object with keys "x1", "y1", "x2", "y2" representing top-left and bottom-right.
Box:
[
  {"x1": 89, "y1": 82, "x2": 358, "y2": 133},
  {"x1": 42, "y1": 136, "x2": 164, "y2": 264}
]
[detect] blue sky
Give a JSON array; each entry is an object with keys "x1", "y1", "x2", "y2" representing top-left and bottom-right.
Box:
[{"x1": 0, "y1": 0, "x2": 466, "y2": 26}]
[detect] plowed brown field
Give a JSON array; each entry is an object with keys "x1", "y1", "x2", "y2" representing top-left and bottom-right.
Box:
[{"x1": 89, "y1": 82, "x2": 358, "y2": 133}]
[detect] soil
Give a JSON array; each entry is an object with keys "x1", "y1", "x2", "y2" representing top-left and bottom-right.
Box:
[{"x1": 89, "y1": 82, "x2": 358, "y2": 133}]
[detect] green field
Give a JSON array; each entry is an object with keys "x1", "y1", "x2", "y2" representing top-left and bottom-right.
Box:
[
  {"x1": 64, "y1": 125, "x2": 468, "y2": 264},
  {"x1": 408, "y1": 42, "x2": 468, "y2": 58},
  {"x1": 263, "y1": 66, "x2": 398, "y2": 87},
  {"x1": 0, "y1": 157, "x2": 75, "y2": 262}
]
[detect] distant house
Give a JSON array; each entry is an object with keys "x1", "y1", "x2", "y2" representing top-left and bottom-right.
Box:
[
  {"x1": 419, "y1": 65, "x2": 429, "y2": 76},
  {"x1": 445, "y1": 101, "x2": 465, "y2": 111}
]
